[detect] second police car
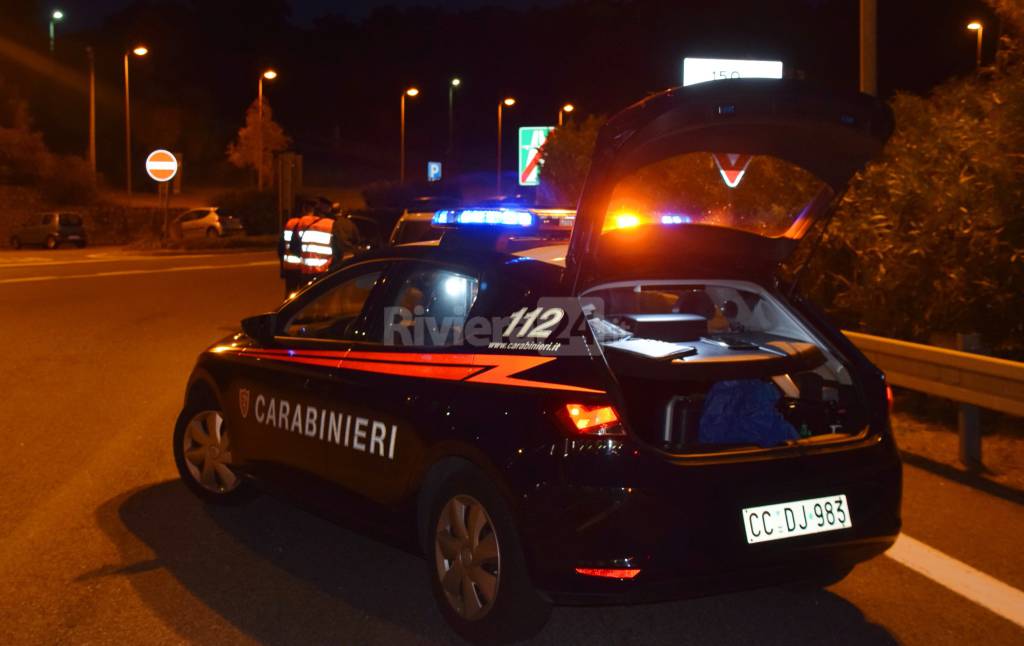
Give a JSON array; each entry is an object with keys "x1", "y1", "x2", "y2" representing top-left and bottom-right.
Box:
[{"x1": 174, "y1": 79, "x2": 900, "y2": 643}]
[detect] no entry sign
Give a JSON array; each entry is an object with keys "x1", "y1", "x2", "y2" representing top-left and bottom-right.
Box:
[
  {"x1": 518, "y1": 126, "x2": 554, "y2": 186},
  {"x1": 145, "y1": 149, "x2": 178, "y2": 183}
]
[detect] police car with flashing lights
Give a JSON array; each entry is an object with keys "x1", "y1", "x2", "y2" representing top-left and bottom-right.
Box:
[{"x1": 174, "y1": 79, "x2": 901, "y2": 643}]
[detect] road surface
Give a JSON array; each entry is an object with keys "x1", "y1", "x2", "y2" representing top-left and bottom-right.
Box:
[{"x1": 0, "y1": 247, "x2": 1021, "y2": 645}]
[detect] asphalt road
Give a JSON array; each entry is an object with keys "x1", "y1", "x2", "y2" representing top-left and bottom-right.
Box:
[{"x1": 0, "y1": 247, "x2": 1022, "y2": 645}]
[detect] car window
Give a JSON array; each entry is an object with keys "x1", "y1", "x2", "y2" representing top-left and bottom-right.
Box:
[
  {"x1": 370, "y1": 264, "x2": 479, "y2": 347},
  {"x1": 392, "y1": 219, "x2": 441, "y2": 245},
  {"x1": 59, "y1": 213, "x2": 82, "y2": 226},
  {"x1": 283, "y1": 267, "x2": 385, "y2": 340},
  {"x1": 41, "y1": 214, "x2": 54, "y2": 225}
]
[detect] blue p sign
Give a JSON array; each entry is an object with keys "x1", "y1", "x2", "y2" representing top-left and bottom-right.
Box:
[{"x1": 427, "y1": 161, "x2": 442, "y2": 182}]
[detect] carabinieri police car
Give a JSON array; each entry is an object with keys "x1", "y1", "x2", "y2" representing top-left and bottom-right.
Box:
[{"x1": 174, "y1": 79, "x2": 901, "y2": 643}]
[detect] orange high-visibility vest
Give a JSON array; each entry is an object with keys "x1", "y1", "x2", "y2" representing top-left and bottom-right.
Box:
[{"x1": 281, "y1": 215, "x2": 335, "y2": 275}]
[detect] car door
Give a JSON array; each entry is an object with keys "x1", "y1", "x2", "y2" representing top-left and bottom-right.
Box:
[
  {"x1": 229, "y1": 261, "x2": 391, "y2": 499},
  {"x1": 180, "y1": 210, "x2": 203, "y2": 237},
  {"x1": 312, "y1": 259, "x2": 482, "y2": 508}
]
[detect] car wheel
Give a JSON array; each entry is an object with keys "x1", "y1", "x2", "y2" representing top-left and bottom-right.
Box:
[
  {"x1": 45, "y1": 235, "x2": 58, "y2": 249},
  {"x1": 206, "y1": 227, "x2": 219, "y2": 238},
  {"x1": 173, "y1": 397, "x2": 255, "y2": 505},
  {"x1": 426, "y1": 466, "x2": 550, "y2": 644},
  {"x1": 75, "y1": 240, "x2": 87, "y2": 248},
  {"x1": 9, "y1": 236, "x2": 21, "y2": 249}
]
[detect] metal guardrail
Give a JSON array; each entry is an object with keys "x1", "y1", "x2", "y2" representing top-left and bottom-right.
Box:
[
  {"x1": 845, "y1": 331, "x2": 1024, "y2": 417},
  {"x1": 844, "y1": 330, "x2": 1024, "y2": 468}
]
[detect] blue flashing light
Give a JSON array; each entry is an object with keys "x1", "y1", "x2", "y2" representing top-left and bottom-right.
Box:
[
  {"x1": 433, "y1": 208, "x2": 536, "y2": 228},
  {"x1": 660, "y1": 213, "x2": 693, "y2": 225}
]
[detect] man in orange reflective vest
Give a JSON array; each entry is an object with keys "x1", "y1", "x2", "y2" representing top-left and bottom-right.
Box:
[{"x1": 279, "y1": 211, "x2": 335, "y2": 294}]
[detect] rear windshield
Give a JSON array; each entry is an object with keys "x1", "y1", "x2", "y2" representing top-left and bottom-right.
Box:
[
  {"x1": 393, "y1": 219, "x2": 442, "y2": 245},
  {"x1": 59, "y1": 213, "x2": 83, "y2": 226},
  {"x1": 605, "y1": 152, "x2": 832, "y2": 238}
]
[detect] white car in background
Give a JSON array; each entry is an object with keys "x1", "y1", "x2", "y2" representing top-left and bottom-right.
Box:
[{"x1": 173, "y1": 207, "x2": 245, "y2": 239}]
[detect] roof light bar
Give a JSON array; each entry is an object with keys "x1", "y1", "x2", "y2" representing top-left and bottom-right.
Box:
[{"x1": 433, "y1": 208, "x2": 536, "y2": 228}]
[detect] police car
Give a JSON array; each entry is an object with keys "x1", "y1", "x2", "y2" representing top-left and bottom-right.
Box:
[{"x1": 174, "y1": 79, "x2": 900, "y2": 643}]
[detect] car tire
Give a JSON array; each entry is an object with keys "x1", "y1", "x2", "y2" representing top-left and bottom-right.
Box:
[
  {"x1": 425, "y1": 465, "x2": 550, "y2": 644},
  {"x1": 206, "y1": 227, "x2": 219, "y2": 238},
  {"x1": 173, "y1": 393, "x2": 256, "y2": 505},
  {"x1": 75, "y1": 240, "x2": 87, "y2": 248},
  {"x1": 45, "y1": 235, "x2": 58, "y2": 249},
  {"x1": 9, "y1": 236, "x2": 21, "y2": 249}
]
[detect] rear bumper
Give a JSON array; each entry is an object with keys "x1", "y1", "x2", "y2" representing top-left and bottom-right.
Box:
[{"x1": 514, "y1": 434, "x2": 902, "y2": 604}]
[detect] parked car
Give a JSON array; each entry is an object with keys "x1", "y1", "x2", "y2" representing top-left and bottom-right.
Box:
[
  {"x1": 9, "y1": 212, "x2": 87, "y2": 249},
  {"x1": 174, "y1": 80, "x2": 899, "y2": 643},
  {"x1": 172, "y1": 207, "x2": 245, "y2": 239}
]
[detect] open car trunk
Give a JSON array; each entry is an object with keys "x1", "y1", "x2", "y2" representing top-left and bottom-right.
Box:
[
  {"x1": 565, "y1": 79, "x2": 893, "y2": 453},
  {"x1": 583, "y1": 280, "x2": 868, "y2": 453}
]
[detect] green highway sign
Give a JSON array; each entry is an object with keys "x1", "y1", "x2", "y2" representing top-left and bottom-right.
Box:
[{"x1": 518, "y1": 126, "x2": 554, "y2": 186}]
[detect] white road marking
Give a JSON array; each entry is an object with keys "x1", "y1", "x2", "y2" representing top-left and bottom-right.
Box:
[
  {"x1": 0, "y1": 260, "x2": 278, "y2": 284},
  {"x1": 887, "y1": 533, "x2": 1024, "y2": 628}
]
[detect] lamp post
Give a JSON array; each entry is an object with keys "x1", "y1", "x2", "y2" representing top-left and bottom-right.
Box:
[
  {"x1": 558, "y1": 102, "x2": 575, "y2": 127},
  {"x1": 448, "y1": 77, "x2": 461, "y2": 166},
  {"x1": 123, "y1": 45, "x2": 148, "y2": 196},
  {"x1": 400, "y1": 87, "x2": 419, "y2": 183},
  {"x1": 257, "y1": 69, "x2": 278, "y2": 190},
  {"x1": 967, "y1": 21, "x2": 984, "y2": 69},
  {"x1": 86, "y1": 46, "x2": 96, "y2": 177},
  {"x1": 497, "y1": 97, "x2": 515, "y2": 193},
  {"x1": 49, "y1": 10, "x2": 63, "y2": 53}
]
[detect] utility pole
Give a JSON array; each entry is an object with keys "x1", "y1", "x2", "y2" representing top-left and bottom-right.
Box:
[
  {"x1": 859, "y1": 0, "x2": 877, "y2": 96},
  {"x1": 86, "y1": 46, "x2": 96, "y2": 178}
]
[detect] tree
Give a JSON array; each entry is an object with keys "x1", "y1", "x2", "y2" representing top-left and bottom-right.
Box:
[
  {"x1": 789, "y1": 38, "x2": 1024, "y2": 357},
  {"x1": 537, "y1": 115, "x2": 604, "y2": 207},
  {"x1": 226, "y1": 99, "x2": 290, "y2": 188}
]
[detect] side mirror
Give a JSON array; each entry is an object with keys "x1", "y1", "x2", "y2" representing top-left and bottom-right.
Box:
[{"x1": 241, "y1": 312, "x2": 278, "y2": 345}]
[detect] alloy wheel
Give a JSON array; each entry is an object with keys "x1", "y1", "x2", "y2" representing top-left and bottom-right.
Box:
[
  {"x1": 434, "y1": 494, "x2": 502, "y2": 621},
  {"x1": 181, "y1": 410, "x2": 240, "y2": 494}
]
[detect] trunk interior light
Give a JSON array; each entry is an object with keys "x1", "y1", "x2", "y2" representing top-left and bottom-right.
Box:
[
  {"x1": 565, "y1": 403, "x2": 622, "y2": 435},
  {"x1": 575, "y1": 567, "x2": 641, "y2": 580}
]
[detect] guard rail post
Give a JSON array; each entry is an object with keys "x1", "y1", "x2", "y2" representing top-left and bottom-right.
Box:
[{"x1": 956, "y1": 333, "x2": 983, "y2": 470}]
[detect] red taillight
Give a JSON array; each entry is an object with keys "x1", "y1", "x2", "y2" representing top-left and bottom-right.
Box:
[
  {"x1": 575, "y1": 567, "x2": 641, "y2": 580},
  {"x1": 562, "y1": 403, "x2": 622, "y2": 435},
  {"x1": 886, "y1": 384, "x2": 894, "y2": 413}
]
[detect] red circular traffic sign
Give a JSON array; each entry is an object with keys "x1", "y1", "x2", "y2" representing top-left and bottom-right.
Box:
[{"x1": 145, "y1": 149, "x2": 178, "y2": 182}]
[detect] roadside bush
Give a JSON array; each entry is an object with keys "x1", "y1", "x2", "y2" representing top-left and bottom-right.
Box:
[
  {"x1": 40, "y1": 154, "x2": 97, "y2": 204},
  {"x1": 213, "y1": 189, "x2": 277, "y2": 235}
]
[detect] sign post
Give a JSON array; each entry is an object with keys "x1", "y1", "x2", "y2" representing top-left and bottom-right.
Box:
[
  {"x1": 145, "y1": 149, "x2": 179, "y2": 240},
  {"x1": 517, "y1": 126, "x2": 554, "y2": 187}
]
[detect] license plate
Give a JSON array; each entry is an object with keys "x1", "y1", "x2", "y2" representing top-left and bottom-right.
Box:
[
  {"x1": 67, "y1": 235, "x2": 81, "y2": 240},
  {"x1": 742, "y1": 494, "x2": 852, "y2": 544}
]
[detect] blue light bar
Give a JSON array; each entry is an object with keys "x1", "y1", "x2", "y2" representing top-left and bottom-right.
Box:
[
  {"x1": 433, "y1": 208, "x2": 536, "y2": 227},
  {"x1": 660, "y1": 213, "x2": 693, "y2": 225}
]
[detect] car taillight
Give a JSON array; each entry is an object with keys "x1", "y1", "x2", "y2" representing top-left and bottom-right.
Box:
[
  {"x1": 561, "y1": 403, "x2": 623, "y2": 436},
  {"x1": 886, "y1": 384, "x2": 894, "y2": 414},
  {"x1": 575, "y1": 567, "x2": 641, "y2": 580}
]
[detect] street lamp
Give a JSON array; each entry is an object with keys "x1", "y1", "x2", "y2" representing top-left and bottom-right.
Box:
[
  {"x1": 967, "y1": 21, "x2": 984, "y2": 69},
  {"x1": 497, "y1": 97, "x2": 516, "y2": 193},
  {"x1": 558, "y1": 102, "x2": 575, "y2": 127},
  {"x1": 257, "y1": 69, "x2": 278, "y2": 190},
  {"x1": 49, "y1": 10, "x2": 63, "y2": 52},
  {"x1": 448, "y1": 77, "x2": 461, "y2": 166},
  {"x1": 123, "y1": 45, "x2": 149, "y2": 196},
  {"x1": 400, "y1": 87, "x2": 419, "y2": 183}
]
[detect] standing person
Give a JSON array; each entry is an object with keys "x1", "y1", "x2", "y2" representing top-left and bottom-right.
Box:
[{"x1": 331, "y1": 211, "x2": 360, "y2": 264}]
